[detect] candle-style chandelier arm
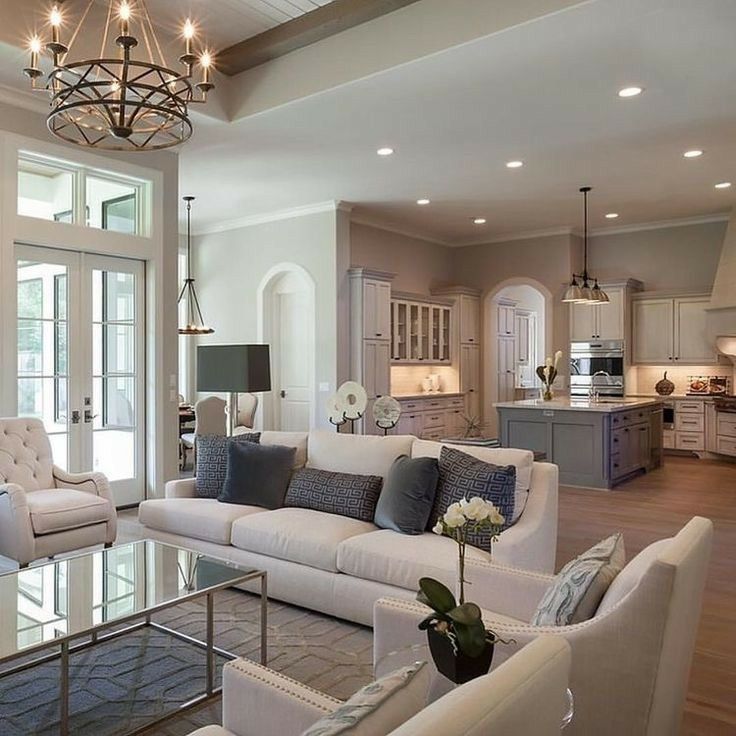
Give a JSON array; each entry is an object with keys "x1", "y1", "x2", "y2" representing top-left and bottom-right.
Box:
[{"x1": 23, "y1": 0, "x2": 215, "y2": 150}]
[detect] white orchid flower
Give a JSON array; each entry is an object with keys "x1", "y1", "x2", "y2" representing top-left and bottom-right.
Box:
[
  {"x1": 443, "y1": 507, "x2": 467, "y2": 528},
  {"x1": 489, "y1": 509, "x2": 505, "y2": 526},
  {"x1": 462, "y1": 496, "x2": 491, "y2": 521},
  {"x1": 554, "y1": 350, "x2": 563, "y2": 369},
  {"x1": 432, "y1": 521, "x2": 444, "y2": 535}
]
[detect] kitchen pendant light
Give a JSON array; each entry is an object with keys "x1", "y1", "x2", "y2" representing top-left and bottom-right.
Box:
[
  {"x1": 562, "y1": 186, "x2": 608, "y2": 305},
  {"x1": 178, "y1": 196, "x2": 214, "y2": 335}
]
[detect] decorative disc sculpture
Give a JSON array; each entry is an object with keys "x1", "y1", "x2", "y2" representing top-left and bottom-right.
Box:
[{"x1": 373, "y1": 396, "x2": 401, "y2": 435}]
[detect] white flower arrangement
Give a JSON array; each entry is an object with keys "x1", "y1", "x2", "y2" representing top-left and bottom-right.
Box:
[{"x1": 536, "y1": 350, "x2": 563, "y2": 400}]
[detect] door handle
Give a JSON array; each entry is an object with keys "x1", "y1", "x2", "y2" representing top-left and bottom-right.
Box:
[
  {"x1": 84, "y1": 409, "x2": 98, "y2": 423},
  {"x1": 280, "y1": 390, "x2": 286, "y2": 398}
]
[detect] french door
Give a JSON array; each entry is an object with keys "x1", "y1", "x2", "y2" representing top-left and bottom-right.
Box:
[{"x1": 16, "y1": 245, "x2": 145, "y2": 506}]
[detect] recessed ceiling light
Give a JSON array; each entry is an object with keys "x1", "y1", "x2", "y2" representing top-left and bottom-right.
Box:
[
  {"x1": 605, "y1": 213, "x2": 619, "y2": 219},
  {"x1": 473, "y1": 218, "x2": 487, "y2": 225},
  {"x1": 618, "y1": 86, "x2": 643, "y2": 98},
  {"x1": 506, "y1": 160, "x2": 524, "y2": 169},
  {"x1": 683, "y1": 149, "x2": 703, "y2": 158},
  {"x1": 376, "y1": 147, "x2": 394, "y2": 156},
  {"x1": 714, "y1": 181, "x2": 732, "y2": 189},
  {"x1": 416, "y1": 198, "x2": 430, "y2": 206}
]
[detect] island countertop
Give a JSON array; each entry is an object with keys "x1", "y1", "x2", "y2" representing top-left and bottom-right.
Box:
[{"x1": 493, "y1": 397, "x2": 663, "y2": 413}]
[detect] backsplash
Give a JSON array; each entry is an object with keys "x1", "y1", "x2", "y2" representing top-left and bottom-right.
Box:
[
  {"x1": 390, "y1": 365, "x2": 459, "y2": 396},
  {"x1": 633, "y1": 365, "x2": 734, "y2": 395}
]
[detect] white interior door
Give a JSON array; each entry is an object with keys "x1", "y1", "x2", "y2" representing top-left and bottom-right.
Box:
[
  {"x1": 272, "y1": 273, "x2": 312, "y2": 431},
  {"x1": 15, "y1": 245, "x2": 145, "y2": 506}
]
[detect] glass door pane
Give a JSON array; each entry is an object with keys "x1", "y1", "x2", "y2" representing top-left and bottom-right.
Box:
[{"x1": 16, "y1": 259, "x2": 70, "y2": 468}]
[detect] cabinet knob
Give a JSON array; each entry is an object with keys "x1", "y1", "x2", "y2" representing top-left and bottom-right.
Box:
[
  {"x1": 674, "y1": 356, "x2": 679, "y2": 360},
  {"x1": 376, "y1": 332, "x2": 382, "y2": 337}
]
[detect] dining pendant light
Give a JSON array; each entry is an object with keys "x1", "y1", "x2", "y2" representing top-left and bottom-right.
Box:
[{"x1": 177, "y1": 196, "x2": 214, "y2": 335}]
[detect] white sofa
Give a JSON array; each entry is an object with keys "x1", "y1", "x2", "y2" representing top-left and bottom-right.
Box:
[
  {"x1": 187, "y1": 635, "x2": 571, "y2": 736},
  {"x1": 138, "y1": 430, "x2": 558, "y2": 626}
]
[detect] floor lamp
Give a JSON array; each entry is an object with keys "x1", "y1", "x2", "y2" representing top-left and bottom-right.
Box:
[{"x1": 196, "y1": 344, "x2": 272, "y2": 435}]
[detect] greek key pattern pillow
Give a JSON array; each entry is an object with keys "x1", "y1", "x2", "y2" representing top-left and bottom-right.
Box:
[
  {"x1": 284, "y1": 468, "x2": 383, "y2": 522},
  {"x1": 430, "y1": 446, "x2": 516, "y2": 549},
  {"x1": 195, "y1": 433, "x2": 260, "y2": 499},
  {"x1": 532, "y1": 533, "x2": 625, "y2": 626}
]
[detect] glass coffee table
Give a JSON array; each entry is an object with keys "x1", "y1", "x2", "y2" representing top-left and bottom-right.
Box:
[{"x1": 0, "y1": 540, "x2": 266, "y2": 736}]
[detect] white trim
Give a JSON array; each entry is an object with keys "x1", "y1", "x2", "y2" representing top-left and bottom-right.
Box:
[
  {"x1": 588, "y1": 212, "x2": 730, "y2": 237},
  {"x1": 349, "y1": 213, "x2": 452, "y2": 246},
  {"x1": 193, "y1": 200, "x2": 347, "y2": 235},
  {"x1": 0, "y1": 84, "x2": 47, "y2": 115},
  {"x1": 452, "y1": 227, "x2": 572, "y2": 247}
]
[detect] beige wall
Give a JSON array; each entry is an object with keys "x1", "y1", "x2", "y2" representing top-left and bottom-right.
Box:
[
  {"x1": 350, "y1": 222, "x2": 454, "y2": 294},
  {"x1": 589, "y1": 221, "x2": 726, "y2": 293}
]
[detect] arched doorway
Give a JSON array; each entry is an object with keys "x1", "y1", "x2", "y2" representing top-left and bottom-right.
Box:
[
  {"x1": 482, "y1": 278, "x2": 553, "y2": 436},
  {"x1": 258, "y1": 264, "x2": 316, "y2": 431}
]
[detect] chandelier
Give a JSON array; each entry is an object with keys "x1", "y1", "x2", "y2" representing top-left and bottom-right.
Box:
[
  {"x1": 178, "y1": 196, "x2": 214, "y2": 336},
  {"x1": 23, "y1": 1, "x2": 214, "y2": 151},
  {"x1": 562, "y1": 186, "x2": 609, "y2": 304}
]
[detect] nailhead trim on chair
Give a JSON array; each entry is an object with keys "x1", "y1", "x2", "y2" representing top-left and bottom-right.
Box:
[{"x1": 227, "y1": 660, "x2": 342, "y2": 710}]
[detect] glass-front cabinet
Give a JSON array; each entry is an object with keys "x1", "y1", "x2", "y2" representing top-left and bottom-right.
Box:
[{"x1": 391, "y1": 296, "x2": 452, "y2": 364}]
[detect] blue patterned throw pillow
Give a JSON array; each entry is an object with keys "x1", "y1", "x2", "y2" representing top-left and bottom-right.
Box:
[
  {"x1": 195, "y1": 433, "x2": 260, "y2": 499},
  {"x1": 430, "y1": 446, "x2": 516, "y2": 550},
  {"x1": 285, "y1": 468, "x2": 383, "y2": 522}
]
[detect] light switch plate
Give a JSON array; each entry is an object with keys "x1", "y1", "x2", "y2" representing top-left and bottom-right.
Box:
[{"x1": 319, "y1": 382, "x2": 330, "y2": 392}]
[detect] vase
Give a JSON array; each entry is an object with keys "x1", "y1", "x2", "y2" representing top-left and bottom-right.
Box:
[
  {"x1": 426, "y1": 627, "x2": 494, "y2": 684},
  {"x1": 542, "y1": 387, "x2": 554, "y2": 401}
]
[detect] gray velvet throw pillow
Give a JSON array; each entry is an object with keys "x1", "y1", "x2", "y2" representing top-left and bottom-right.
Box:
[
  {"x1": 195, "y1": 433, "x2": 260, "y2": 499},
  {"x1": 374, "y1": 455, "x2": 439, "y2": 535},
  {"x1": 219, "y1": 441, "x2": 296, "y2": 509}
]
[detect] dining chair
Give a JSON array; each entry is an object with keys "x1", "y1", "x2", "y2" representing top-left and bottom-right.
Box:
[{"x1": 180, "y1": 396, "x2": 227, "y2": 471}]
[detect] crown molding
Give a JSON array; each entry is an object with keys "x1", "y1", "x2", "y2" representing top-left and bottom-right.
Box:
[
  {"x1": 451, "y1": 226, "x2": 573, "y2": 248},
  {"x1": 588, "y1": 212, "x2": 730, "y2": 237},
  {"x1": 349, "y1": 213, "x2": 452, "y2": 246},
  {"x1": 192, "y1": 200, "x2": 347, "y2": 235}
]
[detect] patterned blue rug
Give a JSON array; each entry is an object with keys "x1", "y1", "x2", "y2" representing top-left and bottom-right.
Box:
[{"x1": 0, "y1": 627, "x2": 227, "y2": 736}]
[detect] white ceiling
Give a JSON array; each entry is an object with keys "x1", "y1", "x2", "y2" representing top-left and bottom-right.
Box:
[{"x1": 178, "y1": 0, "x2": 736, "y2": 242}]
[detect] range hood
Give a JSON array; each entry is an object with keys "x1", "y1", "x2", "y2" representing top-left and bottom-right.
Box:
[{"x1": 707, "y1": 212, "x2": 736, "y2": 365}]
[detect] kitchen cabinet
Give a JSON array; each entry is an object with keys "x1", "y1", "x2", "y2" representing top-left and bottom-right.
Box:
[
  {"x1": 633, "y1": 294, "x2": 718, "y2": 365},
  {"x1": 394, "y1": 395, "x2": 466, "y2": 440},
  {"x1": 391, "y1": 296, "x2": 452, "y2": 364},
  {"x1": 460, "y1": 294, "x2": 481, "y2": 344},
  {"x1": 362, "y1": 279, "x2": 391, "y2": 340},
  {"x1": 497, "y1": 302, "x2": 516, "y2": 338},
  {"x1": 363, "y1": 340, "x2": 390, "y2": 399},
  {"x1": 515, "y1": 311, "x2": 531, "y2": 364},
  {"x1": 497, "y1": 337, "x2": 516, "y2": 404},
  {"x1": 460, "y1": 344, "x2": 481, "y2": 418},
  {"x1": 570, "y1": 287, "x2": 624, "y2": 341},
  {"x1": 611, "y1": 422, "x2": 651, "y2": 481}
]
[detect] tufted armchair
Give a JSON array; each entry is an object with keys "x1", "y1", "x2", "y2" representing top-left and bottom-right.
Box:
[{"x1": 0, "y1": 417, "x2": 117, "y2": 568}]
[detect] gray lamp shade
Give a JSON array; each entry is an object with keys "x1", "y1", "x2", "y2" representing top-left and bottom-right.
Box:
[{"x1": 197, "y1": 344, "x2": 271, "y2": 393}]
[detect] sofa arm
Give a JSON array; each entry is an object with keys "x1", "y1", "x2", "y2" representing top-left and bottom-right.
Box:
[
  {"x1": 0, "y1": 483, "x2": 34, "y2": 566},
  {"x1": 461, "y1": 559, "x2": 553, "y2": 621},
  {"x1": 53, "y1": 465, "x2": 112, "y2": 500},
  {"x1": 222, "y1": 659, "x2": 340, "y2": 736},
  {"x1": 494, "y1": 462, "x2": 558, "y2": 574},
  {"x1": 165, "y1": 477, "x2": 197, "y2": 498}
]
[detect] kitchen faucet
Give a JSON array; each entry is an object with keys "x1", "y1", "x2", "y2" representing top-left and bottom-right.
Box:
[{"x1": 589, "y1": 370, "x2": 611, "y2": 401}]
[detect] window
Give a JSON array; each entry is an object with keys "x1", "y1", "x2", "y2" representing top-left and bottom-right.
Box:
[{"x1": 18, "y1": 152, "x2": 149, "y2": 236}]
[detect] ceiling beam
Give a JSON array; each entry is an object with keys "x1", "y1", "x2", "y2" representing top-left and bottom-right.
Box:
[{"x1": 217, "y1": 0, "x2": 423, "y2": 76}]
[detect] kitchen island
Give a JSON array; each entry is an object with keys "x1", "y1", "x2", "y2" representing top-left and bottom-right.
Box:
[{"x1": 495, "y1": 398, "x2": 664, "y2": 489}]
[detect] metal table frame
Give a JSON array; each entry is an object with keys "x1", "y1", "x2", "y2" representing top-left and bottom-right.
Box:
[{"x1": 0, "y1": 545, "x2": 267, "y2": 736}]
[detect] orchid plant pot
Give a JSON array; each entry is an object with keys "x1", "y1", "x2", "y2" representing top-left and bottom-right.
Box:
[{"x1": 427, "y1": 626, "x2": 495, "y2": 684}]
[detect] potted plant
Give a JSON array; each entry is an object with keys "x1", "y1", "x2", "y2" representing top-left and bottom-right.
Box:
[
  {"x1": 417, "y1": 497, "x2": 510, "y2": 684},
  {"x1": 536, "y1": 350, "x2": 563, "y2": 401}
]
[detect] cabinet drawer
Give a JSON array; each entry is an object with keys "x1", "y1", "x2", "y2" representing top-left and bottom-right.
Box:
[
  {"x1": 716, "y1": 436, "x2": 736, "y2": 457},
  {"x1": 425, "y1": 399, "x2": 447, "y2": 411},
  {"x1": 675, "y1": 432, "x2": 704, "y2": 451},
  {"x1": 675, "y1": 414, "x2": 704, "y2": 432},
  {"x1": 716, "y1": 414, "x2": 736, "y2": 438},
  {"x1": 424, "y1": 412, "x2": 445, "y2": 429},
  {"x1": 663, "y1": 429, "x2": 675, "y2": 449},
  {"x1": 611, "y1": 427, "x2": 627, "y2": 450},
  {"x1": 423, "y1": 429, "x2": 444, "y2": 441},
  {"x1": 676, "y1": 401, "x2": 704, "y2": 414},
  {"x1": 448, "y1": 397, "x2": 465, "y2": 409},
  {"x1": 610, "y1": 453, "x2": 624, "y2": 478},
  {"x1": 400, "y1": 401, "x2": 421, "y2": 411}
]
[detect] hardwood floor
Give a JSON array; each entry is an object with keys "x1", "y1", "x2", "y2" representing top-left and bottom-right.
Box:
[{"x1": 556, "y1": 454, "x2": 736, "y2": 735}]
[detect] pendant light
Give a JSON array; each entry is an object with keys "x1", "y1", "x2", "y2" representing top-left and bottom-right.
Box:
[
  {"x1": 178, "y1": 196, "x2": 214, "y2": 335},
  {"x1": 562, "y1": 186, "x2": 609, "y2": 304}
]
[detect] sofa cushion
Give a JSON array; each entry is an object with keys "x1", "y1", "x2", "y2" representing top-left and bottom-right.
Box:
[
  {"x1": 27, "y1": 489, "x2": 112, "y2": 535},
  {"x1": 307, "y1": 431, "x2": 414, "y2": 480},
  {"x1": 195, "y1": 433, "x2": 261, "y2": 499},
  {"x1": 532, "y1": 533, "x2": 626, "y2": 626},
  {"x1": 220, "y1": 442, "x2": 296, "y2": 509},
  {"x1": 260, "y1": 431, "x2": 309, "y2": 469},
  {"x1": 336, "y1": 529, "x2": 491, "y2": 591},
  {"x1": 285, "y1": 468, "x2": 382, "y2": 522},
  {"x1": 412, "y1": 440, "x2": 533, "y2": 523},
  {"x1": 302, "y1": 662, "x2": 429, "y2": 736},
  {"x1": 374, "y1": 456, "x2": 439, "y2": 535},
  {"x1": 231, "y1": 508, "x2": 376, "y2": 573},
  {"x1": 138, "y1": 498, "x2": 266, "y2": 545},
  {"x1": 430, "y1": 447, "x2": 516, "y2": 547}
]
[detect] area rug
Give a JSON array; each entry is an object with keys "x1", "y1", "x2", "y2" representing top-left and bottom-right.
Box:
[{"x1": 0, "y1": 589, "x2": 373, "y2": 736}]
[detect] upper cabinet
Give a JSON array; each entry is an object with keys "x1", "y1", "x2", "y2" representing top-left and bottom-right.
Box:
[
  {"x1": 362, "y1": 279, "x2": 391, "y2": 340},
  {"x1": 497, "y1": 302, "x2": 516, "y2": 339},
  {"x1": 459, "y1": 294, "x2": 480, "y2": 344},
  {"x1": 570, "y1": 287, "x2": 624, "y2": 341},
  {"x1": 391, "y1": 294, "x2": 452, "y2": 364},
  {"x1": 633, "y1": 295, "x2": 718, "y2": 365}
]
